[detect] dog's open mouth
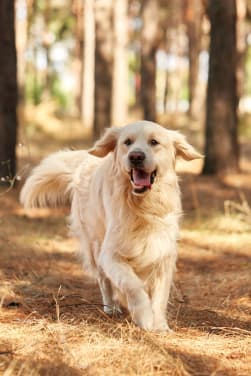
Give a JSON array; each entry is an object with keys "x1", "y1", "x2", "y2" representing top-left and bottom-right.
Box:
[{"x1": 130, "y1": 169, "x2": 157, "y2": 194}]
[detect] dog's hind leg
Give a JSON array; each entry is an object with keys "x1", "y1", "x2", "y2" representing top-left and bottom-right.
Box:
[
  {"x1": 98, "y1": 275, "x2": 122, "y2": 315},
  {"x1": 77, "y1": 234, "x2": 121, "y2": 315}
]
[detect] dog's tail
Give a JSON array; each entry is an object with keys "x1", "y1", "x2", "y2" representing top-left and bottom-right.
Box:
[{"x1": 20, "y1": 150, "x2": 87, "y2": 208}]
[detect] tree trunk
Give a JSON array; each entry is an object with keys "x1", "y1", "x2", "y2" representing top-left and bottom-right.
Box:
[
  {"x1": 164, "y1": 0, "x2": 183, "y2": 115},
  {"x1": 94, "y1": 0, "x2": 113, "y2": 139},
  {"x1": 81, "y1": 0, "x2": 95, "y2": 129},
  {"x1": 43, "y1": 0, "x2": 52, "y2": 96},
  {"x1": 185, "y1": 0, "x2": 203, "y2": 119},
  {"x1": 0, "y1": 1, "x2": 18, "y2": 183},
  {"x1": 16, "y1": 0, "x2": 27, "y2": 105},
  {"x1": 202, "y1": 0, "x2": 239, "y2": 175},
  {"x1": 72, "y1": 0, "x2": 83, "y2": 115},
  {"x1": 236, "y1": 0, "x2": 247, "y2": 103},
  {"x1": 31, "y1": 0, "x2": 40, "y2": 105},
  {"x1": 112, "y1": 0, "x2": 128, "y2": 126},
  {"x1": 140, "y1": 0, "x2": 159, "y2": 122}
]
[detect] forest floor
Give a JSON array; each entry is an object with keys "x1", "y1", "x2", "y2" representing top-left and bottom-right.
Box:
[{"x1": 0, "y1": 104, "x2": 251, "y2": 375}]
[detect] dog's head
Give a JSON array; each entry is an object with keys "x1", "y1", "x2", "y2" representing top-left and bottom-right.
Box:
[{"x1": 89, "y1": 121, "x2": 202, "y2": 195}]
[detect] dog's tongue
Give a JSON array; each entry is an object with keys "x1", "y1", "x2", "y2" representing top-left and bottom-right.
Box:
[{"x1": 132, "y1": 169, "x2": 151, "y2": 188}]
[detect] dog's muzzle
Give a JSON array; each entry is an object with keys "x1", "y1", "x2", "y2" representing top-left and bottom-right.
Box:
[
  {"x1": 128, "y1": 150, "x2": 156, "y2": 194},
  {"x1": 130, "y1": 168, "x2": 157, "y2": 194}
]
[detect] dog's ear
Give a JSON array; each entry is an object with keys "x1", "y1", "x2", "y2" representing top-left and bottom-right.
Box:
[
  {"x1": 88, "y1": 127, "x2": 121, "y2": 157},
  {"x1": 170, "y1": 131, "x2": 203, "y2": 161}
]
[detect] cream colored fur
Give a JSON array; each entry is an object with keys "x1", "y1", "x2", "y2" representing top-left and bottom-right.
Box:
[{"x1": 20, "y1": 121, "x2": 202, "y2": 331}]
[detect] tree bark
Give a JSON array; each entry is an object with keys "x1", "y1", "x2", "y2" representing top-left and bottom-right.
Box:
[
  {"x1": 236, "y1": 0, "x2": 247, "y2": 103},
  {"x1": 16, "y1": 0, "x2": 27, "y2": 105},
  {"x1": 81, "y1": 0, "x2": 95, "y2": 129},
  {"x1": 140, "y1": 0, "x2": 159, "y2": 122},
  {"x1": 185, "y1": 0, "x2": 203, "y2": 119},
  {"x1": 94, "y1": 0, "x2": 113, "y2": 139},
  {"x1": 72, "y1": 0, "x2": 83, "y2": 115},
  {"x1": 0, "y1": 1, "x2": 18, "y2": 182},
  {"x1": 43, "y1": 0, "x2": 52, "y2": 96},
  {"x1": 203, "y1": 0, "x2": 239, "y2": 175},
  {"x1": 112, "y1": 0, "x2": 128, "y2": 126}
]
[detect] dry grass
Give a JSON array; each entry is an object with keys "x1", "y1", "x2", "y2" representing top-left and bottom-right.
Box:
[
  {"x1": 1, "y1": 192, "x2": 250, "y2": 376},
  {"x1": 0, "y1": 106, "x2": 251, "y2": 375}
]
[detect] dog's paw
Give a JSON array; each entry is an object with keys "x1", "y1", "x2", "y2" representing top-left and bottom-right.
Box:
[
  {"x1": 154, "y1": 321, "x2": 173, "y2": 332},
  {"x1": 133, "y1": 308, "x2": 154, "y2": 330},
  {"x1": 104, "y1": 304, "x2": 123, "y2": 316},
  {"x1": 128, "y1": 290, "x2": 154, "y2": 330}
]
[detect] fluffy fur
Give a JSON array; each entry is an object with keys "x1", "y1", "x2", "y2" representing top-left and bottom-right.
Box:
[{"x1": 20, "y1": 121, "x2": 202, "y2": 331}]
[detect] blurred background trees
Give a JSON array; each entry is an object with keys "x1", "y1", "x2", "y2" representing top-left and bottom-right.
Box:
[
  {"x1": 203, "y1": 0, "x2": 239, "y2": 175},
  {"x1": 0, "y1": 1, "x2": 18, "y2": 183},
  {"x1": 1, "y1": 0, "x2": 251, "y2": 183},
  {"x1": 140, "y1": 0, "x2": 159, "y2": 122},
  {"x1": 184, "y1": 0, "x2": 204, "y2": 119}
]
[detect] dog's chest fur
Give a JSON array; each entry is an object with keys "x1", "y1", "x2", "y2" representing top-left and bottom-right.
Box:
[{"x1": 117, "y1": 211, "x2": 179, "y2": 266}]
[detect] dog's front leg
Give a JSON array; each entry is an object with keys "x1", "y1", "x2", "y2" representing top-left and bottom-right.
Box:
[
  {"x1": 98, "y1": 240, "x2": 154, "y2": 330},
  {"x1": 150, "y1": 254, "x2": 176, "y2": 331}
]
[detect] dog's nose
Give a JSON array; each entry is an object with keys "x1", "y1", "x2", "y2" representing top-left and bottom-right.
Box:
[{"x1": 129, "y1": 151, "x2": 145, "y2": 165}]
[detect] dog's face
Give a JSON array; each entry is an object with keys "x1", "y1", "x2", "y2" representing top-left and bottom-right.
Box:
[
  {"x1": 117, "y1": 122, "x2": 176, "y2": 195},
  {"x1": 89, "y1": 121, "x2": 202, "y2": 195}
]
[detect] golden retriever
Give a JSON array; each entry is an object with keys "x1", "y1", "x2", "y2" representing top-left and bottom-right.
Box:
[{"x1": 20, "y1": 121, "x2": 201, "y2": 331}]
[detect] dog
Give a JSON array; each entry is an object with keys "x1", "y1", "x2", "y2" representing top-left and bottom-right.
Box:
[{"x1": 20, "y1": 120, "x2": 202, "y2": 331}]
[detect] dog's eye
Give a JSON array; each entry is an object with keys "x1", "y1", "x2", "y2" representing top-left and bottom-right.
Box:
[
  {"x1": 150, "y1": 139, "x2": 159, "y2": 146},
  {"x1": 124, "y1": 138, "x2": 133, "y2": 146}
]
